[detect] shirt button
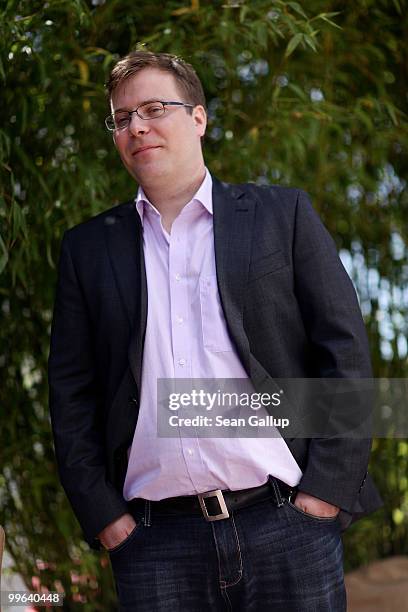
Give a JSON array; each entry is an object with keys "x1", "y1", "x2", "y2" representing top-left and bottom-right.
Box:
[
  {"x1": 177, "y1": 316, "x2": 184, "y2": 324},
  {"x1": 187, "y1": 448, "x2": 194, "y2": 456},
  {"x1": 178, "y1": 358, "x2": 186, "y2": 366},
  {"x1": 175, "y1": 273, "x2": 181, "y2": 281}
]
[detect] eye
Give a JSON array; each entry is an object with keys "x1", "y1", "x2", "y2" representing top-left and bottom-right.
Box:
[
  {"x1": 114, "y1": 113, "x2": 130, "y2": 129},
  {"x1": 140, "y1": 103, "x2": 164, "y2": 118}
]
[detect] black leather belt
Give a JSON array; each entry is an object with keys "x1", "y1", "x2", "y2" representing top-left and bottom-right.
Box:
[{"x1": 128, "y1": 477, "x2": 296, "y2": 522}]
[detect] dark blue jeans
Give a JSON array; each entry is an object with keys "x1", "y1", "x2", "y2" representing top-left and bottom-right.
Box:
[{"x1": 109, "y1": 497, "x2": 346, "y2": 611}]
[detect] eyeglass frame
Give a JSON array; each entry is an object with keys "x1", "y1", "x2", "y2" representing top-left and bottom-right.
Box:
[{"x1": 105, "y1": 100, "x2": 195, "y2": 132}]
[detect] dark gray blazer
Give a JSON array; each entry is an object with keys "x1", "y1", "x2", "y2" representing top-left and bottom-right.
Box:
[{"x1": 48, "y1": 177, "x2": 382, "y2": 550}]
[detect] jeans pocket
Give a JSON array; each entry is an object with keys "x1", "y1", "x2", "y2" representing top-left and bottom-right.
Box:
[
  {"x1": 108, "y1": 523, "x2": 141, "y2": 556},
  {"x1": 285, "y1": 500, "x2": 339, "y2": 523}
]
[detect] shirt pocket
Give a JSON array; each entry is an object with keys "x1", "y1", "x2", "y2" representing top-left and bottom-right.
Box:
[{"x1": 199, "y1": 275, "x2": 233, "y2": 352}]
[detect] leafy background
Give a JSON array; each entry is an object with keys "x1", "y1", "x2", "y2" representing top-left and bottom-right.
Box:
[{"x1": 1, "y1": 0, "x2": 407, "y2": 609}]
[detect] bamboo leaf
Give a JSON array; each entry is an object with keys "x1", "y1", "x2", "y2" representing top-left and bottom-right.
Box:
[
  {"x1": 11, "y1": 201, "x2": 27, "y2": 240},
  {"x1": 385, "y1": 101, "x2": 398, "y2": 126},
  {"x1": 73, "y1": 59, "x2": 89, "y2": 84},
  {"x1": 239, "y1": 5, "x2": 249, "y2": 22},
  {"x1": 172, "y1": 0, "x2": 199, "y2": 16},
  {"x1": 316, "y1": 12, "x2": 342, "y2": 30},
  {"x1": 304, "y1": 34, "x2": 318, "y2": 51},
  {"x1": 287, "y1": 82, "x2": 308, "y2": 101},
  {"x1": 0, "y1": 232, "x2": 8, "y2": 274},
  {"x1": 287, "y1": 2, "x2": 308, "y2": 19},
  {"x1": 285, "y1": 32, "x2": 303, "y2": 57}
]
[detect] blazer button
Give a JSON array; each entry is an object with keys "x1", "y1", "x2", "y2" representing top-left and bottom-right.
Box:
[{"x1": 129, "y1": 396, "x2": 138, "y2": 405}]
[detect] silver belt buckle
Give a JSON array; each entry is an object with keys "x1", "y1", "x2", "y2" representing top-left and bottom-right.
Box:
[{"x1": 198, "y1": 489, "x2": 230, "y2": 521}]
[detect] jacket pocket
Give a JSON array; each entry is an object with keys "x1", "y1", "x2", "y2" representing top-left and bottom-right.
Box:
[{"x1": 248, "y1": 249, "x2": 289, "y2": 283}]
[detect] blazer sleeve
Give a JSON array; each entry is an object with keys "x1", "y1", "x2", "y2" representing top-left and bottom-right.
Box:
[
  {"x1": 48, "y1": 232, "x2": 130, "y2": 549},
  {"x1": 292, "y1": 190, "x2": 372, "y2": 512}
]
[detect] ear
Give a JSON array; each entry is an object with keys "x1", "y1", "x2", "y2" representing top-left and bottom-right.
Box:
[
  {"x1": 192, "y1": 105, "x2": 207, "y2": 138},
  {"x1": 109, "y1": 98, "x2": 119, "y2": 149}
]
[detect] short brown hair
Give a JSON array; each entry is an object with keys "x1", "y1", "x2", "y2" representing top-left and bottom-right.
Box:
[{"x1": 106, "y1": 51, "x2": 206, "y2": 110}]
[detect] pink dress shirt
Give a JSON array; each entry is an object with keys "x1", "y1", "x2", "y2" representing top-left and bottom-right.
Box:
[{"x1": 123, "y1": 169, "x2": 302, "y2": 501}]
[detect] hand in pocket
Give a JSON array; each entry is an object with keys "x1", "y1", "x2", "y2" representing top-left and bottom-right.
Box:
[{"x1": 98, "y1": 513, "x2": 137, "y2": 550}]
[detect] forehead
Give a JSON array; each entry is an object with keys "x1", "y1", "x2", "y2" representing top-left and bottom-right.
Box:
[{"x1": 110, "y1": 68, "x2": 183, "y2": 110}]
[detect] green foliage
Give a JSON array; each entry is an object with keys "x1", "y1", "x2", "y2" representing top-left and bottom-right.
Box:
[{"x1": 1, "y1": 0, "x2": 407, "y2": 608}]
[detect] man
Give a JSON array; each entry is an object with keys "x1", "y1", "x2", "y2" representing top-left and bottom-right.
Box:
[{"x1": 49, "y1": 51, "x2": 382, "y2": 610}]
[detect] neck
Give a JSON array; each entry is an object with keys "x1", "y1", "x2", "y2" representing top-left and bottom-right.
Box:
[{"x1": 141, "y1": 164, "x2": 207, "y2": 222}]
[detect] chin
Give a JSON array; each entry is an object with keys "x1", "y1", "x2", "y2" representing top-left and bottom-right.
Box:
[{"x1": 130, "y1": 164, "x2": 169, "y2": 185}]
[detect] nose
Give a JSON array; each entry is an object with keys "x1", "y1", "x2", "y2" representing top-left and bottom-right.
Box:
[{"x1": 128, "y1": 112, "x2": 151, "y2": 136}]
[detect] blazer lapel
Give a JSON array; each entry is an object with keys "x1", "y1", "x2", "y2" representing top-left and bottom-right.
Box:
[
  {"x1": 104, "y1": 201, "x2": 147, "y2": 389},
  {"x1": 212, "y1": 179, "x2": 301, "y2": 435},
  {"x1": 212, "y1": 177, "x2": 256, "y2": 374}
]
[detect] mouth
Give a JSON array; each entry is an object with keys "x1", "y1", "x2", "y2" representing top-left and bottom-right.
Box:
[{"x1": 132, "y1": 146, "x2": 161, "y2": 156}]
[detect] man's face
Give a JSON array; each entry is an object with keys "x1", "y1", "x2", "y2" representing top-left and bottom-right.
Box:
[{"x1": 110, "y1": 68, "x2": 207, "y2": 188}]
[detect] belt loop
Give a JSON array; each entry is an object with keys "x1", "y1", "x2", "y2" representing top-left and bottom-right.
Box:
[
  {"x1": 144, "y1": 500, "x2": 152, "y2": 527},
  {"x1": 270, "y1": 477, "x2": 284, "y2": 507}
]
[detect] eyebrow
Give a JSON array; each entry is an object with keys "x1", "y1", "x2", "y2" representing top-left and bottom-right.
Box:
[{"x1": 112, "y1": 98, "x2": 165, "y2": 113}]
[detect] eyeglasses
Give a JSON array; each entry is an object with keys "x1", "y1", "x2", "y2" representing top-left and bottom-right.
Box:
[{"x1": 105, "y1": 100, "x2": 195, "y2": 131}]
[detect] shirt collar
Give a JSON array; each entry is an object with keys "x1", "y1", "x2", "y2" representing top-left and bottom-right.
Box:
[{"x1": 135, "y1": 167, "x2": 213, "y2": 225}]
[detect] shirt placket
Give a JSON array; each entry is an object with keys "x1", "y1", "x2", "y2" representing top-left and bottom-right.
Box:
[{"x1": 168, "y1": 212, "x2": 207, "y2": 491}]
